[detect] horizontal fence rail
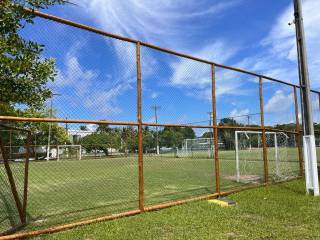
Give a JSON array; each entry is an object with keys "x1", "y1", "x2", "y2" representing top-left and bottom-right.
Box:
[{"x1": 0, "y1": 8, "x2": 319, "y2": 239}]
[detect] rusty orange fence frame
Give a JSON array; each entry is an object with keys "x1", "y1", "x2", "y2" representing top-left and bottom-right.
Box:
[
  {"x1": 0, "y1": 8, "x2": 319, "y2": 239},
  {"x1": 0, "y1": 125, "x2": 31, "y2": 236}
]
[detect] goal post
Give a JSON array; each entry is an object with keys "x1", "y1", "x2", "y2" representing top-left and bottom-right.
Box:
[
  {"x1": 57, "y1": 145, "x2": 82, "y2": 161},
  {"x1": 178, "y1": 138, "x2": 214, "y2": 158},
  {"x1": 235, "y1": 130, "x2": 290, "y2": 182}
]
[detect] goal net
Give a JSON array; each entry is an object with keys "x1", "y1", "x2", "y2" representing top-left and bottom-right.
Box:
[
  {"x1": 57, "y1": 145, "x2": 82, "y2": 161},
  {"x1": 235, "y1": 131, "x2": 298, "y2": 183},
  {"x1": 177, "y1": 138, "x2": 214, "y2": 158}
]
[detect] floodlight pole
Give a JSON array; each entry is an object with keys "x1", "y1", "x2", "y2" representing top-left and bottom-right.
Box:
[{"x1": 293, "y1": 0, "x2": 319, "y2": 196}]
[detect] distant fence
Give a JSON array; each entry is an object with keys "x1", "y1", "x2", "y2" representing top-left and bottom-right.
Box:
[{"x1": 0, "y1": 8, "x2": 319, "y2": 239}]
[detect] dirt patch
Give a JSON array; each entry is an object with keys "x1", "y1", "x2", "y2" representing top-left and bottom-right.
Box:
[{"x1": 225, "y1": 175, "x2": 262, "y2": 183}]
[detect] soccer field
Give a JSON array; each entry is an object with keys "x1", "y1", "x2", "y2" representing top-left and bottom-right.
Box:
[{"x1": 1, "y1": 148, "x2": 303, "y2": 232}]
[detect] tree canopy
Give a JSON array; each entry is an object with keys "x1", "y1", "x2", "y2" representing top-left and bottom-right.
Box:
[{"x1": 1, "y1": 0, "x2": 65, "y2": 115}]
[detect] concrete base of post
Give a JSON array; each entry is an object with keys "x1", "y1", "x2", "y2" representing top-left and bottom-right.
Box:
[{"x1": 303, "y1": 135, "x2": 319, "y2": 196}]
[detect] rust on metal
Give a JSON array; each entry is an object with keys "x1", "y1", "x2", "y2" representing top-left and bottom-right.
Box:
[
  {"x1": 0, "y1": 179, "x2": 295, "y2": 240},
  {"x1": 293, "y1": 86, "x2": 303, "y2": 176},
  {"x1": 0, "y1": 138, "x2": 24, "y2": 224},
  {"x1": 136, "y1": 42, "x2": 144, "y2": 212},
  {"x1": 0, "y1": 210, "x2": 142, "y2": 240},
  {"x1": 211, "y1": 64, "x2": 220, "y2": 194},
  {"x1": 23, "y1": 8, "x2": 320, "y2": 93},
  {"x1": 0, "y1": 116, "x2": 138, "y2": 126},
  {"x1": 142, "y1": 123, "x2": 298, "y2": 134},
  {"x1": 259, "y1": 77, "x2": 269, "y2": 184}
]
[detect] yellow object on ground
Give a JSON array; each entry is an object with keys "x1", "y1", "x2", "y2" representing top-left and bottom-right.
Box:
[{"x1": 208, "y1": 199, "x2": 236, "y2": 207}]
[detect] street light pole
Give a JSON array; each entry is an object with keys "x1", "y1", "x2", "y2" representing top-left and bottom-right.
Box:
[{"x1": 293, "y1": 0, "x2": 319, "y2": 196}]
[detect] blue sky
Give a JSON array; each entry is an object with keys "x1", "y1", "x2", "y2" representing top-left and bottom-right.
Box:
[{"x1": 20, "y1": 0, "x2": 320, "y2": 130}]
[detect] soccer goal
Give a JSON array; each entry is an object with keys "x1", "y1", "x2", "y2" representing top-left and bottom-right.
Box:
[
  {"x1": 57, "y1": 145, "x2": 82, "y2": 161},
  {"x1": 235, "y1": 131, "x2": 291, "y2": 183},
  {"x1": 177, "y1": 138, "x2": 214, "y2": 158}
]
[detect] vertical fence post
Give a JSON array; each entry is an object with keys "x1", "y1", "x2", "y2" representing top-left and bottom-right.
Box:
[
  {"x1": 259, "y1": 77, "x2": 269, "y2": 184},
  {"x1": 294, "y1": 86, "x2": 304, "y2": 176},
  {"x1": 211, "y1": 64, "x2": 220, "y2": 194},
  {"x1": 136, "y1": 42, "x2": 144, "y2": 211}
]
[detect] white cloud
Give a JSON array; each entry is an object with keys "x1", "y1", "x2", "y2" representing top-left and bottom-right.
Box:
[
  {"x1": 74, "y1": 0, "x2": 242, "y2": 99},
  {"x1": 83, "y1": 83, "x2": 132, "y2": 116},
  {"x1": 170, "y1": 42, "x2": 237, "y2": 87},
  {"x1": 229, "y1": 108, "x2": 249, "y2": 123},
  {"x1": 87, "y1": 124, "x2": 98, "y2": 132},
  {"x1": 56, "y1": 42, "x2": 134, "y2": 118},
  {"x1": 75, "y1": 0, "x2": 240, "y2": 48},
  {"x1": 264, "y1": 90, "x2": 294, "y2": 113},
  {"x1": 151, "y1": 92, "x2": 159, "y2": 99},
  {"x1": 241, "y1": 0, "x2": 320, "y2": 89},
  {"x1": 169, "y1": 41, "x2": 246, "y2": 100},
  {"x1": 56, "y1": 41, "x2": 98, "y2": 93}
]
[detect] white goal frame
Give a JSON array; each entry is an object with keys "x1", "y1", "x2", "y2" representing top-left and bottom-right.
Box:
[
  {"x1": 57, "y1": 145, "x2": 82, "y2": 161},
  {"x1": 179, "y1": 137, "x2": 214, "y2": 158},
  {"x1": 235, "y1": 131, "x2": 289, "y2": 182}
]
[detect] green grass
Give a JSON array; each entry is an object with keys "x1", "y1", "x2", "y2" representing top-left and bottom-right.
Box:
[
  {"x1": 35, "y1": 179, "x2": 320, "y2": 240},
  {"x1": 0, "y1": 148, "x2": 302, "y2": 233}
]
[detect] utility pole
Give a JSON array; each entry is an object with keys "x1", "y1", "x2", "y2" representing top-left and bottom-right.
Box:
[
  {"x1": 46, "y1": 93, "x2": 61, "y2": 161},
  {"x1": 293, "y1": 0, "x2": 319, "y2": 196},
  {"x1": 65, "y1": 117, "x2": 68, "y2": 134},
  {"x1": 151, "y1": 105, "x2": 161, "y2": 155},
  {"x1": 46, "y1": 98, "x2": 53, "y2": 161}
]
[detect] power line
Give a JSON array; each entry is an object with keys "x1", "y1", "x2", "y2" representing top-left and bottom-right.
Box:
[{"x1": 185, "y1": 112, "x2": 261, "y2": 126}]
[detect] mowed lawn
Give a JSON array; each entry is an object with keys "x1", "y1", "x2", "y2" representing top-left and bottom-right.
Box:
[
  {"x1": 0, "y1": 147, "x2": 304, "y2": 233},
  {"x1": 36, "y1": 179, "x2": 320, "y2": 240}
]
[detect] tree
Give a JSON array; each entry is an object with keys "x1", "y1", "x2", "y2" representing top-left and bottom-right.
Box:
[
  {"x1": 81, "y1": 131, "x2": 121, "y2": 156},
  {"x1": 202, "y1": 131, "x2": 213, "y2": 138},
  {"x1": 80, "y1": 126, "x2": 88, "y2": 131},
  {"x1": 120, "y1": 127, "x2": 138, "y2": 153},
  {"x1": 96, "y1": 123, "x2": 111, "y2": 133},
  {"x1": 143, "y1": 127, "x2": 156, "y2": 153},
  {"x1": 1, "y1": 0, "x2": 65, "y2": 115},
  {"x1": 219, "y1": 118, "x2": 242, "y2": 150},
  {"x1": 159, "y1": 127, "x2": 195, "y2": 148}
]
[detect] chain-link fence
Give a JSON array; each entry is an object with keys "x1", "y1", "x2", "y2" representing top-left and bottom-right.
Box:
[
  {"x1": 0, "y1": 9, "x2": 316, "y2": 238},
  {"x1": 0, "y1": 126, "x2": 30, "y2": 236}
]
